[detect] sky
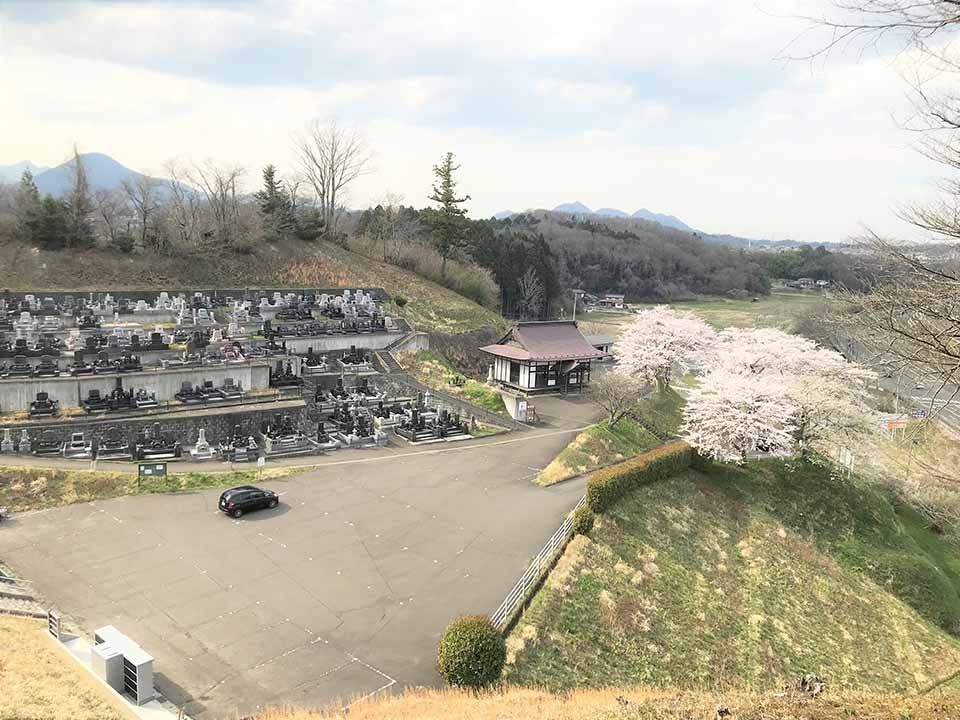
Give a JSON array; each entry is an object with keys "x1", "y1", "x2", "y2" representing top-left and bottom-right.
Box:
[{"x1": 0, "y1": 0, "x2": 951, "y2": 242}]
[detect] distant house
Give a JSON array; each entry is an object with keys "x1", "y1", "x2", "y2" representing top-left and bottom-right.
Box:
[
  {"x1": 597, "y1": 293, "x2": 625, "y2": 309},
  {"x1": 480, "y1": 321, "x2": 605, "y2": 395},
  {"x1": 584, "y1": 334, "x2": 614, "y2": 357}
]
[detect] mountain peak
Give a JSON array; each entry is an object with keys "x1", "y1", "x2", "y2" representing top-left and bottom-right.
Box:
[
  {"x1": 553, "y1": 201, "x2": 592, "y2": 215},
  {"x1": 31, "y1": 152, "x2": 166, "y2": 197}
]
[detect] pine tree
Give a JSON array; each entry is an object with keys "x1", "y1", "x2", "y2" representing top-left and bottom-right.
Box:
[
  {"x1": 254, "y1": 164, "x2": 294, "y2": 241},
  {"x1": 33, "y1": 196, "x2": 71, "y2": 250},
  {"x1": 14, "y1": 170, "x2": 42, "y2": 242},
  {"x1": 426, "y1": 152, "x2": 470, "y2": 279}
]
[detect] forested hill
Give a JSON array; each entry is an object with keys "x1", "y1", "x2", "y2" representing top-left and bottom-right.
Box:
[{"x1": 492, "y1": 210, "x2": 773, "y2": 300}]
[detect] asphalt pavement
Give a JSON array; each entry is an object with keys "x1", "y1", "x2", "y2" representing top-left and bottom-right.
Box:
[{"x1": 0, "y1": 395, "x2": 600, "y2": 718}]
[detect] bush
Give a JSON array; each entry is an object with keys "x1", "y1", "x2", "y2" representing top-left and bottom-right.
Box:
[
  {"x1": 690, "y1": 448, "x2": 713, "y2": 471},
  {"x1": 586, "y1": 440, "x2": 691, "y2": 513},
  {"x1": 437, "y1": 615, "x2": 506, "y2": 688},
  {"x1": 571, "y1": 505, "x2": 594, "y2": 535},
  {"x1": 394, "y1": 295, "x2": 408, "y2": 308}
]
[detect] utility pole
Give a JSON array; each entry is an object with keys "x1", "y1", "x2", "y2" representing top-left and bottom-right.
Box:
[{"x1": 572, "y1": 290, "x2": 584, "y2": 322}]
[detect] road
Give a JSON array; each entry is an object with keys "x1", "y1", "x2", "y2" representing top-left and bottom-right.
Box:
[
  {"x1": 833, "y1": 329, "x2": 960, "y2": 432},
  {"x1": 0, "y1": 395, "x2": 599, "y2": 718}
]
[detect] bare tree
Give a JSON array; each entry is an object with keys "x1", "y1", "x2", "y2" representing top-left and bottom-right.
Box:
[
  {"x1": 164, "y1": 160, "x2": 202, "y2": 250},
  {"x1": 591, "y1": 371, "x2": 651, "y2": 427},
  {"x1": 122, "y1": 174, "x2": 161, "y2": 252},
  {"x1": 93, "y1": 188, "x2": 129, "y2": 248},
  {"x1": 516, "y1": 266, "x2": 545, "y2": 319},
  {"x1": 296, "y1": 119, "x2": 372, "y2": 243},
  {"x1": 65, "y1": 146, "x2": 95, "y2": 248},
  {"x1": 804, "y1": 2, "x2": 960, "y2": 419},
  {"x1": 794, "y1": 1, "x2": 960, "y2": 59},
  {"x1": 186, "y1": 160, "x2": 247, "y2": 250}
]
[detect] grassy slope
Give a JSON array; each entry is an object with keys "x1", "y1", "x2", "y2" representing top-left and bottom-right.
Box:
[
  {"x1": 397, "y1": 350, "x2": 507, "y2": 415},
  {"x1": 507, "y1": 461, "x2": 960, "y2": 693},
  {"x1": 0, "y1": 616, "x2": 130, "y2": 720},
  {"x1": 254, "y1": 686, "x2": 960, "y2": 720},
  {"x1": 536, "y1": 417, "x2": 660, "y2": 486},
  {"x1": 0, "y1": 465, "x2": 303, "y2": 512},
  {"x1": 0, "y1": 239, "x2": 504, "y2": 334},
  {"x1": 634, "y1": 386, "x2": 686, "y2": 438}
]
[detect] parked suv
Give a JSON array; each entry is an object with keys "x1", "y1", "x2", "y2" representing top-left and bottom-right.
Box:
[{"x1": 218, "y1": 486, "x2": 279, "y2": 518}]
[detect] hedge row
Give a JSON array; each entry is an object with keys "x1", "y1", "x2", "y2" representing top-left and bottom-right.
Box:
[{"x1": 586, "y1": 439, "x2": 692, "y2": 513}]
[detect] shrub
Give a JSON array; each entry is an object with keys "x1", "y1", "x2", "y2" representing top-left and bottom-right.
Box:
[
  {"x1": 437, "y1": 615, "x2": 506, "y2": 688},
  {"x1": 690, "y1": 447, "x2": 713, "y2": 471},
  {"x1": 394, "y1": 295, "x2": 408, "y2": 308},
  {"x1": 571, "y1": 505, "x2": 594, "y2": 535},
  {"x1": 586, "y1": 440, "x2": 691, "y2": 513}
]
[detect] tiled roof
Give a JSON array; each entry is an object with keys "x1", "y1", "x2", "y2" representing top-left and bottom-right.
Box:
[{"x1": 480, "y1": 321, "x2": 605, "y2": 362}]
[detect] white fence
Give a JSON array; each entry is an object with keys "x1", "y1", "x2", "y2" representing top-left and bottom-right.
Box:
[{"x1": 490, "y1": 495, "x2": 586, "y2": 630}]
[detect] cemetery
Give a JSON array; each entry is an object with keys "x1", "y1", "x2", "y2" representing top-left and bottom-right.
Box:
[{"x1": 0, "y1": 286, "x2": 498, "y2": 465}]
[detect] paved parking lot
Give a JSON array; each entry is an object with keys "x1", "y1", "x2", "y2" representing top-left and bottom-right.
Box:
[{"x1": 0, "y1": 397, "x2": 597, "y2": 718}]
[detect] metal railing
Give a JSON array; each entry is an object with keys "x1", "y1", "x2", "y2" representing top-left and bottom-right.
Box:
[{"x1": 490, "y1": 495, "x2": 586, "y2": 630}]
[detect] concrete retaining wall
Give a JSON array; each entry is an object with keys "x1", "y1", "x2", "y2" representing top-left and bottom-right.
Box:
[
  {"x1": 0, "y1": 399, "x2": 308, "y2": 449},
  {"x1": 0, "y1": 363, "x2": 271, "y2": 412}
]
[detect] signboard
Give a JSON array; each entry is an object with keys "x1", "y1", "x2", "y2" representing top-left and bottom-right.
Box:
[
  {"x1": 913, "y1": 408, "x2": 927, "y2": 418},
  {"x1": 138, "y1": 463, "x2": 167, "y2": 478},
  {"x1": 257, "y1": 456, "x2": 265, "y2": 469},
  {"x1": 47, "y1": 610, "x2": 61, "y2": 640},
  {"x1": 886, "y1": 420, "x2": 909, "y2": 431}
]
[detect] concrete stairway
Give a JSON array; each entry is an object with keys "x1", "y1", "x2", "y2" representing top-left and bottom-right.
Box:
[
  {"x1": 374, "y1": 351, "x2": 404, "y2": 374},
  {"x1": 0, "y1": 568, "x2": 46, "y2": 619}
]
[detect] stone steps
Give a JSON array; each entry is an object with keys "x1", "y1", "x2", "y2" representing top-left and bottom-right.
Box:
[{"x1": 0, "y1": 577, "x2": 46, "y2": 618}]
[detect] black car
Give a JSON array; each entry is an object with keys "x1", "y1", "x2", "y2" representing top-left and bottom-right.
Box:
[{"x1": 218, "y1": 486, "x2": 279, "y2": 518}]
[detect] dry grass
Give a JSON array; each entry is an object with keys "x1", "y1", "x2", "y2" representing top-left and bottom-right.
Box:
[
  {"x1": 0, "y1": 464, "x2": 304, "y2": 512},
  {"x1": 0, "y1": 615, "x2": 131, "y2": 720},
  {"x1": 508, "y1": 464, "x2": 960, "y2": 692},
  {"x1": 536, "y1": 418, "x2": 660, "y2": 486},
  {"x1": 0, "y1": 238, "x2": 504, "y2": 335},
  {"x1": 253, "y1": 685, "x2": 960, "y2": 720}
]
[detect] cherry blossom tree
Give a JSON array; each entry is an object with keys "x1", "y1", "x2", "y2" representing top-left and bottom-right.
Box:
[
  {"x1": 681, "y1": 370, "x2": 798, "y2": 463},
  {"x1": 788, "y1": 376, "x2": 876, "y2": 459},
  {"x1": 615, "y1": 306, "x2": 717, "y2": 388},
  {"x1": 682, "y1": 327, "x2": 877, "y2": 463},
  {"x1": 710, "y1": 327, "x2": 873, "y2": 385}
]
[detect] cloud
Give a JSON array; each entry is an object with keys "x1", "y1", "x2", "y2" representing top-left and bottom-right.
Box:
[{"x1": 0, "y1": 0, "x2": 943, "y2": 242}]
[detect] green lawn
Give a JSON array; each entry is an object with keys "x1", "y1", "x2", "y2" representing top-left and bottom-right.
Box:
[
  {"x1": 507, "y1": 460, "x2": 960, "y2": 692},
  {"x1": 0, "y1": 465, "x2": 303, "y2": 512},
  {"x1": 536, "y1": 417, "x2": 661, "y2": 486}
]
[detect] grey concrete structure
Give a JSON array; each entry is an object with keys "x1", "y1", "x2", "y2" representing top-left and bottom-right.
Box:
[
  {"x1": 0, "y1": 363, "x2": 271, "y2": 411},
  {"x1": 0, "y1": 396, "x2": 599, "y2": 718}
]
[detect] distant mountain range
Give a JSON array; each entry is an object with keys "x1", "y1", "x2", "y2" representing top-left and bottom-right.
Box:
[
  {"x1": 495, "y1": 202, "x2": 698, "y2": 233},
  {"x1": 0, "y1": 161, "x2": 49, "y2": 183},
  {"x1": 492, "y1": 202, "x2": 832, "y2": 250},
  {"x1": 0, "y1": 153, "x2": 170, "y2": 198}
]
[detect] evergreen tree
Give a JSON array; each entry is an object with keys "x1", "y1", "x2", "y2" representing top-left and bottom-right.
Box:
[
  {"x1": 426, "y1": 152, "x2": 470, "y2": 279},
  {"x1": 254, "y1": 164, "x2": 294, "y2": 241},
  {"x1": 14, "y1": 170, "x2": 41, "y2": 242},
  {"x1": 33, "y1": 196, "x2": 71, "y2": 250}
]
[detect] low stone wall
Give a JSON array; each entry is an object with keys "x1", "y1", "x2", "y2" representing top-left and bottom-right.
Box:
[
  {"x1": 0, "y1": 398, "x2": 308, "y2": 450},
  {"x1": 0, "y1": 363, "x2": 271, "y2": 412}
]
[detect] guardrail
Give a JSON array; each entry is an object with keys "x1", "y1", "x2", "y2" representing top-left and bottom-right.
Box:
[{"x1": 490, "y1": 495, "x2": 586, "y2": 630}]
